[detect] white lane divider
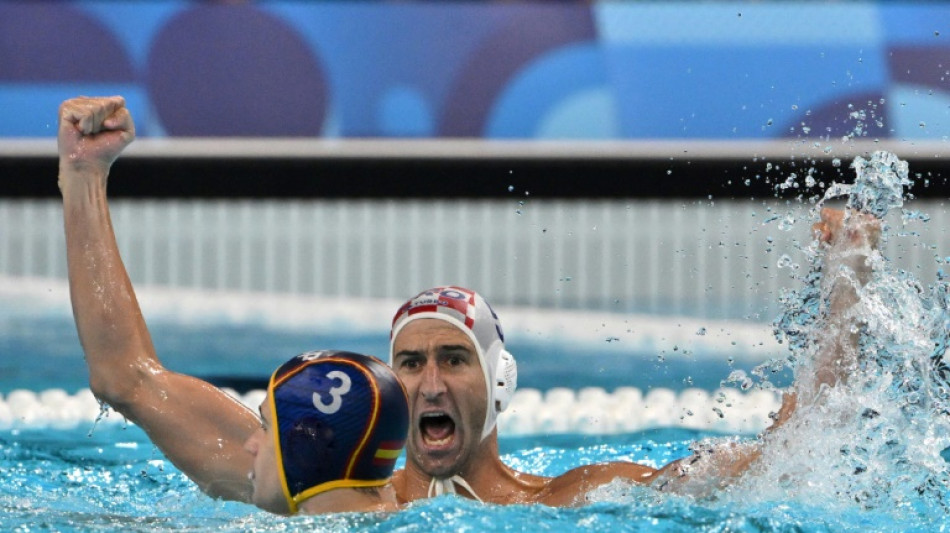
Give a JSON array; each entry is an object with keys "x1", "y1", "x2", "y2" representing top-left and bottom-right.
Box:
[{"x1": 0, "y1": 386, "x2": 780, "y2": 435}]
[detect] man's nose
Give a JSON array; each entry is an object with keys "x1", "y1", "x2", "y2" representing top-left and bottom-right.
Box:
[{"x1": 420, "y1": 363, "x2": 447, "y2": 400}]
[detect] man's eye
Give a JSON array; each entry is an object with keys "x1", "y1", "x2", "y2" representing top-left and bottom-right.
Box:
[
  {"x1": 401, "y1": 359, "x2": 420, "y2": 369},
  {"x1": 448, "y1": 356, "x2": 464, "y2": 366}
]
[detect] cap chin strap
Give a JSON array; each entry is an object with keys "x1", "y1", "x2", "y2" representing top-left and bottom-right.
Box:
[{"x1": 427, "y1": 475, "x2": 484, "y2": 503}]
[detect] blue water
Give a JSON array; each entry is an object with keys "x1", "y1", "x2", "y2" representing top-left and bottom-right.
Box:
[
  {"x1": 0, "y1": 424, "x2": 848, "y2": 532},
  {"x1": 1, "y1": 423, "x2": 938, "y2": 532},
  {"x1": 1, "y1": 424, "x2": 693, "y2": 531},
  {"x1": 0, "y1": 317, "x2": 780, "y2": 395}
]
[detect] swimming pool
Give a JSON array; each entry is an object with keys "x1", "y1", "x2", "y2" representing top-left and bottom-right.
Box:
[
  {"x1": 0, "y1": 403, "x2": 943, "y2": 532},
  {"x1": 0, "y1": 276, "x2": 785, "y2": 434},
  {"x1": 0, "y1": 287, "x2": 777, "y2": 532},
  {"x1": 1, "y1": 278, "x2": 947, "y2": 532},
  {"x1": 3, "y1": 151, "x2": 950, "y2": 531}
]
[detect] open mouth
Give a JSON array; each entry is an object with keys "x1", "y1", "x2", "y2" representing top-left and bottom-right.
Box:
[{"x1": 419, "y1": 412, "x2": 456, "y2": 447}]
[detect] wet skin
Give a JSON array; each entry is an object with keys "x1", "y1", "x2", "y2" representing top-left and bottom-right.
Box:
[
  {"x1": 243, "y1": 399, "x2": 291, "y2": 515},
  {"x1": 392, "y1": 319, "x2": 489, "y2": 479}
]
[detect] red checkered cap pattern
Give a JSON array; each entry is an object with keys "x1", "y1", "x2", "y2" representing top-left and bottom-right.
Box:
[{"x1": 390, "y1": 286, "x2": 479, "y2": 335}]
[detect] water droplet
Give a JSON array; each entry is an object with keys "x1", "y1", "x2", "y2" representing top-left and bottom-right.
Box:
[{"x1": 777, "y1": 254, "x2": 795, "y2": 269}]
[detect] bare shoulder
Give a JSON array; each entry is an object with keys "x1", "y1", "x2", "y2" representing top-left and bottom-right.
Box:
[
  {"x1": 537, "y1": 461, "x2": 658, "y2": 507},
  {"x1": 391, "y1": 469, "x2": 409, "y2": 504}
]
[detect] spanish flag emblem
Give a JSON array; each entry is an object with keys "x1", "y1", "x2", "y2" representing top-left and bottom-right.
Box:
[{"x1": 373, "y1": 440, "x2": 404, "y2": 467}]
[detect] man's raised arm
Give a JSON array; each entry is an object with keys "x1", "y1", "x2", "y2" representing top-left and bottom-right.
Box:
[
  {"x1": 804, "y1": 207, "x2": 880, "y2": 399},
  {"x1": 59, "y1": 96, "x2": 258, "y2": 501},
  {"x1": 647, "y1": 206, "x2": 881, "y2": 497}
]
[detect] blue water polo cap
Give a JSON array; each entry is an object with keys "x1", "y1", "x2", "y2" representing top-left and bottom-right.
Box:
[{"x1": 267, "y1": 350, "x2": 409, "y2": 513}]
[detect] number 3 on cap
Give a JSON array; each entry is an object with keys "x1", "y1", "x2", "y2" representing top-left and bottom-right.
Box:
[{"x1": 312, "y1": 370, "x2": 352, "y2": 414}]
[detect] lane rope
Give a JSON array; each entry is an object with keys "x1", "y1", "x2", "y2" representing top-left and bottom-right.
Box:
[{"x1": 0, "y1": 386, "x2": 780, "y2": 435}]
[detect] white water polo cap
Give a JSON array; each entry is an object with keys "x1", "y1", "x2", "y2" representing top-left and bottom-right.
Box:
[{"x1": 389, "y1": 286, "x2": 517, "y2": 441}]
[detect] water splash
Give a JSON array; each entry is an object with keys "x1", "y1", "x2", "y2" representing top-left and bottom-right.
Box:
[
  {"x1": 847, "y1": 151, "x2": 911, "y2": 218},
  {"x1": 735, "y1": 151, "x2": 950, "y2": 525}
]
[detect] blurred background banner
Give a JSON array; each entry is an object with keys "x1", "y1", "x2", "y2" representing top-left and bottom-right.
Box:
[{"x1": 1, "y1": 0, "x2": 948, "y2": 140}]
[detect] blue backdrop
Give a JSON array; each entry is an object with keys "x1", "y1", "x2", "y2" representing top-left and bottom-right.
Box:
[{"x1": 2, "y1": 1, "x2": 948, "y2": 140}]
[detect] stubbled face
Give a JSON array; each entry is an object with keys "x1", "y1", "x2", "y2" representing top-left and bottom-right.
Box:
[
  {"x1": 243, "y1": 398, "x2": 291, "y2": 514},
  {"x1": 392, "y1": 319, "x2": 488, "y2": 478}
]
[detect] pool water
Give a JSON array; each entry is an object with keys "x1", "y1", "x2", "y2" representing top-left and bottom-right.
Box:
[
  {"x1": 1, "y1": 423, "x2": 940, "y2": 532},
  {"x1": 3, "y1": 423, "x2": 693, "y2": 531},
  {"x1": 0, "y1": 315, "x2": 782, "y2": 396}
]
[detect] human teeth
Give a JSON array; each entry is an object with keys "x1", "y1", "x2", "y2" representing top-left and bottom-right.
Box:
[{"x1": 424, "y1": 435, "x2": 452, "y2": 446}]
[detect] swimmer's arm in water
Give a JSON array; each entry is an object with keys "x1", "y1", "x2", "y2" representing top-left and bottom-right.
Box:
[
  {"x1": 536, "y1": 398, "x2": 788, "y2": 504},
  {"x1": 59, "y1": 96, "x2": 259, "y2": 502},
  {"x1": 808, "y1": 207, "x2": 881, "y2": 395},
  {"x1": 648, "y1": 209, "x2": 880, "y2": 496},
  {"x1": 537, "y1": 461, "x2": 658, "y2": 506},
  {"x1": 646, "y1": 392, "x2": 797, "y2": 497}
]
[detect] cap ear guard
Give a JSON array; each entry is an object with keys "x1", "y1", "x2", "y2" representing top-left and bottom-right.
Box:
[{"x1": 494, "y1": 349, "x2": 517, "y2": 412}]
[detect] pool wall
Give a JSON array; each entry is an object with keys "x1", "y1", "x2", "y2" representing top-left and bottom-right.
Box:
[{"x1": 3, "y1": 197, "x2": 949, "y2": 321}]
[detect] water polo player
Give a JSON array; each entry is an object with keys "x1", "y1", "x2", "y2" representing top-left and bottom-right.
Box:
[
  {"x1": 389, "y1": 286, "x2": 657, "y2": 505},
  {"x1": 387, "y1": 269, "x2": 866, "y2": 504},
  {"x1": 58, "y1": 96, "x2": 409, "y2": 515},
  {"x1": 244, "y1": 350, "x2": 409, "y2": 514},
  {"x1": 59, "y1": 95, "x2": 877, "y2": 511}
]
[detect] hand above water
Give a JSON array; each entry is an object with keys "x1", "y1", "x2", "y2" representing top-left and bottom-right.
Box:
[
  {"x1": 58, "y1": 95, "x2": 136, "y2": 190},
  {"x1": 812, "y1": 207, "x2": 881, "y2": 252}
]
